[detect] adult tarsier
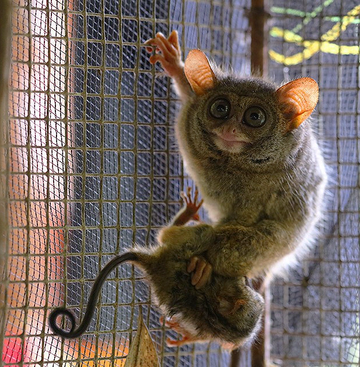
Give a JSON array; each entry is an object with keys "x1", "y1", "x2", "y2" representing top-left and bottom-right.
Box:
[
  {"x1": 49, "y1": 30, "x2": 327, "y2": 349},
  {"x1": 146, "y1": 30, "x2": 327, "y2": 283}
]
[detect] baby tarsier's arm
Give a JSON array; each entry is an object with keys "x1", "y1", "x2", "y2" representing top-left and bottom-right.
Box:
[
  {"x1": 158, "y1": 187, "x2": 212, "y2": 290},
  {"x1": 170, "y1": 187, "x2": 203, "y2": 226}
]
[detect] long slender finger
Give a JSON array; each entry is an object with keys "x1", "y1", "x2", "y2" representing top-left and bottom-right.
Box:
[
  {"x1": 146, "y1": 36, "x2": 172, "y2": 60},
  {"x1": 197, "y1": 198, "x2": 204, "y2": 209},
  {"x1": 144, "y1": 38, "x2": 158, "y2": 53},
  {"x1": 195, "y1": 263, "x2": 212, "y2": 290},
  {"x1": 187, "y1": 256, "x2": 198, "y2": 273},
  {"x1": 168, "y1": 30, "x2": 180, "y2": 52},
  {"x1": 166, "y1": 337, "x2": 189, "y2": 347},
  {"x1": 193, "y1": 189, "x2": 198, "y2": 204},
  {"x1": 191, "y1": 260, "x2": 207, "y2": 286},
  {"x1": 156, "y1": 32, "x2": 178, "y2": 56},
  {"x1": 145, "y1": 31, "x2": 179, "y2": 54},
  {"x1": 187, "y1": 186, "x2": 191, "y2": 199},
  {"x1": 180, "y1": 191, "x2": 189, "y2": 204}
]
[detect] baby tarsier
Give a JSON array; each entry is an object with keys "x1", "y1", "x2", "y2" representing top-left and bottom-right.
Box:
[
  {"x1": 145, "y1": 31, "x2": 327, "y2": 289},
  {"x1": 49, "y1": 189, "x2": 264, "y2": 348}
]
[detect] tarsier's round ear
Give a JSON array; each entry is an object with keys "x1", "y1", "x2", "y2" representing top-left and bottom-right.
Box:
[
  {"x1": 275, "y1": 77, "x2": 319, "y2": 131},
  {"x1": 184, "y1": 50, "x2": 216, "y2": 95}
]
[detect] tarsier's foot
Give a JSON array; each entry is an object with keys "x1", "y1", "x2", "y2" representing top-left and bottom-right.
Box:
[
  {"x1": 160, "y1": 316, "x2": 201, "y2": 347},
  {"x1": 166, "y1": 335, "x2": 199, "y2": 347},
  {"x1": 145, "y1": 30, "x2": 184, "y2": 79},
  {"x1": 187, "y1": 256, "x2": 212, "y2": 290}
]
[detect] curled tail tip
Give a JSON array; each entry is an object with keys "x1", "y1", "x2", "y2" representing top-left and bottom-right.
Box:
[
  {"x1": 48, "y1": 252, "x2": 138, "y2": 339},
  {"x1": 48, "y1": 307, "x2": 77, "y2": 338}
]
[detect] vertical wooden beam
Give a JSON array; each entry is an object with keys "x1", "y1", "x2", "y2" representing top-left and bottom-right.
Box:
[
  {"x1": 249, "y1": 0, "x2": 269, "y2": 77},
  {"x1": 229, "y1": 2, "x2": 270, "y2": 367},
  {"x1": 251, "y1": 285, "x2": 271, "y2": 367},
  {"x1": 250, "y1": 1, "x2": 270, "y2": 365}
]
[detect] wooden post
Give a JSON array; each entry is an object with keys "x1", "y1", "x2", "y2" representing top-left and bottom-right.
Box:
[
  {"x1": 251, "y1": 285, "x2": 271, "y2": 367},
  {"x1": 249, "y1": 0, "x2": 269, "y2": 77},
  {"x1": 229, "y1": 2, "x2": 269, "y2": 366}
]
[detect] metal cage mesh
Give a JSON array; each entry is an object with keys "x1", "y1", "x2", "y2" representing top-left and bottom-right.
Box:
[
  {"x1": 5, "y1": 0, "x2": 250, "y2": 366},
  {"x1": 3, "y1": 0, "x2": 360, "y2": 366},
  {"x1": 269, "y1": 0, "x2": 360, "y2": 366}
]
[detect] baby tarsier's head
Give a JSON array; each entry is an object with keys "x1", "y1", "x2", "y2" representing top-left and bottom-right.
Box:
[{"x1": 178, "y1": 50, "x2": 319, "y2": 169}]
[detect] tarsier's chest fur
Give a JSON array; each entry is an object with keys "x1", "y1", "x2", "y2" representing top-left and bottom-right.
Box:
[{"x1": 194, "y1": 147, "x2": 324, "y2": 225}]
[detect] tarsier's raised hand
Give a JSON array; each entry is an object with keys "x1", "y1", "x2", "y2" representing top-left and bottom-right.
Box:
[
  {"x1": 145, "y1": 31, "x2": 183, "y2": 79},
  {"x1": 145, "y1": 31, "x2": 192, "y2": 99},
  {"x1": 161, "y1": 187, "x2": 211, "y2": 289}
]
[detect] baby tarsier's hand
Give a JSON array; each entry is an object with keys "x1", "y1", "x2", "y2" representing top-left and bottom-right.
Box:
[
  {"x1": 172, "y1": 187, "x2": 203, "y2": 226},
  {"x1": 145, "y1": 30, "x2": 184, "y2": 80}
]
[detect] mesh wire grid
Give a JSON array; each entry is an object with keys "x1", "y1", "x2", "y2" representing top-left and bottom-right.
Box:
[
  {"x1": 3, "y1": 0, "x2": 360, "y2": 366},
  {"x1": 268, "y1": 0, "x2": 360, "y2": 366},
  {"x1": 4, "y1": 0, "x2": 250, "y2": 366}
]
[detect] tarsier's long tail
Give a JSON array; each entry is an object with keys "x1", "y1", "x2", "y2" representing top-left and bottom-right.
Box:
[{"x1": 48, "y1": 252, "x2": 138, "y2": 339}]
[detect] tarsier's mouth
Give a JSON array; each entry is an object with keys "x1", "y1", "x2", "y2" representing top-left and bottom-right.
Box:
[
  {"x1": 213, "y1": 134, "x2": 251, "y2": 152},
  {"x1": 215, "y1": 133, "x2": 251, "y2": 145}
]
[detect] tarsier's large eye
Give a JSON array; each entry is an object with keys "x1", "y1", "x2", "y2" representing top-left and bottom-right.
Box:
[
  {"x1": 209, "y1": 98, "x2": 231, "y2": 119},
  {"x1": 243, "y1": 106, "x2": 266, "y2": 127}
]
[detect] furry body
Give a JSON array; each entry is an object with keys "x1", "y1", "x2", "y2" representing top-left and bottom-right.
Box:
[
  {"x1": 176, "y1": 77, "x2": 327, "y2": 278},
  {"x1": 147, "y1": 32, "x2": 327, "y2": 282},
  {"x1": 49, "y1": 223, "x2": 264, "y2": 348},
  {"x1": 132, "y1": 224, "x2": 264, "y2": 347}
]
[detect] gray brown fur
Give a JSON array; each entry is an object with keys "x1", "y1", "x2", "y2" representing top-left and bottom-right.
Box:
[
  {"x1": 131, "y1": 224, "x2": 264, "y2": 347},
  {"x1": 148, "y1": 35, "x2": 328, "y2": 281}
]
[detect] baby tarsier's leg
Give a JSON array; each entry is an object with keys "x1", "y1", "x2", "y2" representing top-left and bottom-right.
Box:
[{"x1": 145, "y1": 30, "x2": 192, "y2": 100}]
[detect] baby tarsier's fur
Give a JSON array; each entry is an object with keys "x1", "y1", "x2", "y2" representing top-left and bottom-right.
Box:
[
  {"x1": 132, "y1": 221, "x2": 264, "y2": 348},
  {"x1": 147, "y1": 31, "x2": 327, "y2": 284}
]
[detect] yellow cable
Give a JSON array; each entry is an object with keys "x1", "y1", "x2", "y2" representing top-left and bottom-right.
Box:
[{"x1": 269, "y1": 5, "x2": 360, "y2": 65}]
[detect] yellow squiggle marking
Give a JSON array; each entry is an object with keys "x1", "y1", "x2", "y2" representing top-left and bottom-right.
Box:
[{"x1": 269, "y1": 4, "x2": 360, "y2": 65}]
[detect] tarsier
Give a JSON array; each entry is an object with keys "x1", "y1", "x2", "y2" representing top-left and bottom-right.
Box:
[
  {"x1": 146, "y1": 30, "x2": 327, "y2": 284},
  {"x1": 49, "y1": 189, "x2": 264, "y2": 348},
  {"x1": 49, "y1": 30, "x2": 327, "y2": 348}
]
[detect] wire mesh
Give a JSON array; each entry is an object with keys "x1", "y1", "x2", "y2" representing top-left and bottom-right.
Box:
[
  {"x1": 269, "y1": 0, "x2": 360, "y2": 366},
  {"x1": 4, "y1": 0, "x2": 250, "y2": 366}
]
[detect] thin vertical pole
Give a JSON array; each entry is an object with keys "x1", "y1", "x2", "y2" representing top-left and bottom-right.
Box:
[
  {"x1": 249, "y1": 0, "x2": 270, "y2": 365},
  {"x1": 229, "y1": 2, "x2": 270, "y2": 367},
  {"x1": 249, "y1": 0, "x2": 269, "y2": 77}
]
